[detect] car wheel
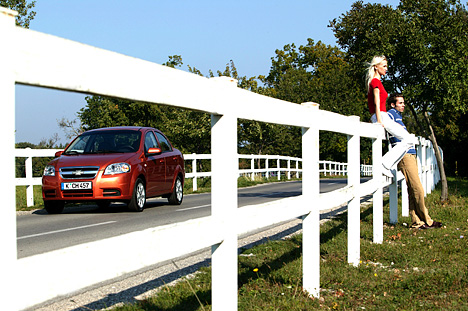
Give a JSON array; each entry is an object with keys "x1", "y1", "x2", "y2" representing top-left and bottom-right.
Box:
[
  {"x1": 44, "y1": 201, "x2": 65, "y2": 214},
  {"x1": 168, "y1": 176, "x2": 183, "y2": 205},
  {"x1": 128, "y1": 178, "x2": 146, "y2": 212}
]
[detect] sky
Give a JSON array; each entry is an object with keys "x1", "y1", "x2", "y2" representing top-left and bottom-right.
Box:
[{"x1": 14, "y1": 0, "x2": 400, "y2": 145}]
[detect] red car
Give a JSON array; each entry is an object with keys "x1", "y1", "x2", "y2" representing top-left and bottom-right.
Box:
[{"x1": 42, "y1": 126, "x2": 185, "y2": 214}]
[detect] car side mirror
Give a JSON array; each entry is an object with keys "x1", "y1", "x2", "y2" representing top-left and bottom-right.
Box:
[
  {"x1": 147, "y1": 147, "x2": 162, "y2": 155},
  {"x1": 55, "y1": 151, "x2": 64, "y2": 157}
]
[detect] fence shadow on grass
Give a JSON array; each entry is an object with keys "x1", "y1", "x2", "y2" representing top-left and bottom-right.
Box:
[{"x1": 64, "y1": 196, "x2": 377, "y2": 311}]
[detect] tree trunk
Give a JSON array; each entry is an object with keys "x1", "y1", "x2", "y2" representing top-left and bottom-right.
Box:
[
  {"x1": 406, "y1": 102, "x2": 428, "y2": 137},
  {"x1": 423, "y1": 112, "x2": 448, "y2": 201}
]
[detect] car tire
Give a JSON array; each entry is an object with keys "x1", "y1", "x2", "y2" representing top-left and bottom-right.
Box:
[
  {"x1": 44, "y1": 201, "x2": 65, "y2": 214},
  {"x1": 168, "y1": 176, "x2": 183, "y2": 205},
  {"x1": 128, "y1": 178, "x2": 146, "y2": 212}
]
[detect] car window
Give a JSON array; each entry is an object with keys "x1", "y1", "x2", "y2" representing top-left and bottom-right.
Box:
[
  {"x1": 93, "y1": 135, "x2": 113, "y2": 152},
  {"x1": 65, "y1": 130, "x2": 141, "y2": 154},
  {"x1": 114, "y1": 132, "x2": 141, "y2": 152},
  {"x1": 66, "y1": 135, "x2": 90, "y2": 154},
  {"x1": 145, "y1": 132, "x2": 159, "y2": 152},
  {"x1": 155, "y1": 132, "x2": 172, "y2": 152}
]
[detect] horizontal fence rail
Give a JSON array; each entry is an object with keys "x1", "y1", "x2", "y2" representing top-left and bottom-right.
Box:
[{"x1": 1, "y1": 7, "x2": 440, "y2": 310}]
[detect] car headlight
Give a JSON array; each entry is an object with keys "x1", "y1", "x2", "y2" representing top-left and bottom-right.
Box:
[
  {"x1": 43, "y1": 165, "x2": 55, "y2": 176},
  {"x1": 104, "y1": 163, "x2": 131, "y2": 175}
]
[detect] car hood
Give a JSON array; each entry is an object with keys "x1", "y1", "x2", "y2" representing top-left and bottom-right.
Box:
[{"x1": 50, "y1": 153, "x2": 137, "y2": 170}]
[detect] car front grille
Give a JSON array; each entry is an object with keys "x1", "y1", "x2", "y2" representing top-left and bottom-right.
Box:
[
  {"x1": 62, "y1": 189, "x2": 94, "y2": 197},
  {"x1": 59, "y1": 166, "x2": 100, "y2": 179}
]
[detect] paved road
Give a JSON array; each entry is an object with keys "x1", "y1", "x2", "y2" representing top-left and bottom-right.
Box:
[{"x1": 17, "y1": 179, "x2": 353, "y2": 259}]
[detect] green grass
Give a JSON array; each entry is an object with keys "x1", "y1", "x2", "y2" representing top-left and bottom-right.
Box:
[
  {"x1": 16, "y1": 185, "x2": 44, "y2": 211},
  {"x1": 109, "y1": 177, "x2": 468, "y2": 310}
]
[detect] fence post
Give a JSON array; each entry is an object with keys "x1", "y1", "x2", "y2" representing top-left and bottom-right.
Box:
[
  {"x1": 347, "y1": 116, "x2": 361, "y2": 266},
  {"x1": 372, "y1": 133, "x2": 384, "y2": 243},
  {"x1": 389, "y1": 170, "x2": 398, "y2": 224},
  {"x1": 287, "y1": 159, "x2": 291, "y2": 180},
  {"x1": 301, "y1": 102, "x2": 320, "y2": 298},
  {"x1": 210, "y1": 77, "x2": 238, "y2": 311},
  {"x1": 0, "y1": 7, "x2": 19, "y2": 311},
  {"x1": 429, "y1": 141, "x2": 436, "y2": 191},
  {"x1": 296, "y1": 160, "x2": 299, "y2": 178},
  {"x1": 211, "y1": 112, "x2": 238, "y2": 311},
  {"x1": 265, "y1": 158, "x2": 269, "y2": 179},
  {"x1": 277, "y1": 157, "x2": 280, "y2": 181},
  {"x1": 251, "y1": 156, "x2": 255, "y2": 181},
  {"x1": 427, "y1": 141, "x2": 434, "y2": 192},
  {"x1": 191, "y1": 155, "x2": 197, "y2": 192},
  {"x1": 25, "y1": 152, "x2": 35, "y2": 206},
  {"x1": 401, "y1": 178, "x2": 409, "y2": 217}
]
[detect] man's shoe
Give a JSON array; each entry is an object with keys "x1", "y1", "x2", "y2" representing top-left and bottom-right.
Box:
[
  {"x1": 419, "y1": 221, "x2": 442, "y2": 229},
  {"x1": 418, "y1": 224, "x2": 432, "y2": 229}
]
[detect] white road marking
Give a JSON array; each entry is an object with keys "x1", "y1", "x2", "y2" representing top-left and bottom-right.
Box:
[
  {"x1": 176, "y1": 204, "x2": 210, "y2": 212},
  {"x1": 256, "y1": 192, "x2": 283, "y2": 197},
  {"x1": 17, "y1": 221, "x2": 117, "y2": 240}
]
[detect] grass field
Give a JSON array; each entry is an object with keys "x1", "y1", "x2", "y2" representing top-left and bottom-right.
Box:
[{"x1": 108, "y1": 177, "x2": 468, "y2": 310}]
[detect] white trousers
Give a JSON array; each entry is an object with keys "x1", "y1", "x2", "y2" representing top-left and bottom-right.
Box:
[{"x1": 371, "y1": 112, "x2": 416, "y2": 170}]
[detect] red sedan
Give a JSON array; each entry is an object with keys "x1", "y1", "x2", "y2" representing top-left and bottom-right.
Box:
[{"x1": 42, "y1": 126, "x2": 185, "y2": 214}]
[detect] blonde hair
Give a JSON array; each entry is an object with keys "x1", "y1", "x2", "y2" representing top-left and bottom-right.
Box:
[{"x1": 365, "y1": 55, "x2": 386, "y2": 91}]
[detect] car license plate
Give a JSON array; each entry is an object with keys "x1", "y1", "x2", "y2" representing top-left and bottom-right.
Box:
[{"x1": 61, "y1": 182, "x2": 92, "y2": 190}]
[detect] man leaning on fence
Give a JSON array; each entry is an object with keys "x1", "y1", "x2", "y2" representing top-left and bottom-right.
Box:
[{"x1": 387, "y1": 93, "x2": 442, "y2": 229}]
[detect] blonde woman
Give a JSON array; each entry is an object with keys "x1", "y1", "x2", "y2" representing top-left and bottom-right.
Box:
[{"x1": 366, "y1": 56, "x2": 416, "y2": 172}]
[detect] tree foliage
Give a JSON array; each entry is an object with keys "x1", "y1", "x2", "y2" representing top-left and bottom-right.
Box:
[
  {"x1": 214, "y1": 61, "x2": 303, "y2": 159},
  {"x1": 262, "y1": 39, "x2": 367, "y2": 162},
  {"x1": 330, "y1": 0, "x2": 468, "y2": 195},
  {"x1": 0, "y1": 0, "x2": 36, "y2": 28}
]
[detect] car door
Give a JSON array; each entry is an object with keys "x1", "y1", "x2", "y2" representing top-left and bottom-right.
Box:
[
  {"x1": 155, "y1": 131, "x2": 177, "y2": 191},
  {"x1": 144, "y1": 131, "x2": 166, "y2": 196}
]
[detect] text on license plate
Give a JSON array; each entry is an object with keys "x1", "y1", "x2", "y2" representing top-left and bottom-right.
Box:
[{"x1": 61, "y1": 182, "x2": 92, "y2": 190}]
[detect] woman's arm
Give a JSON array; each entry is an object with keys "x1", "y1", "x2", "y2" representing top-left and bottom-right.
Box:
[{"x1": 373, "y1": 87, "x2": 384, "y2": 126}]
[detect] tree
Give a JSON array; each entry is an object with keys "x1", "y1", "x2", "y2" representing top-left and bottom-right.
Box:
[
  {"x1": 211, "y1": 60, "x2": 303, "y2": 162},
  {"x1": 330, "y1": 0, "x2": 468, "y2": 200},
  {"x1": 57, "y1": 117, "x2": 85, "y2": 140},
  {"x1": 0, "y1": 0, "x2": 36, "y2": 28},
  {"x1": 262, "y1": 39, "x2": 367, "y2": 162}
]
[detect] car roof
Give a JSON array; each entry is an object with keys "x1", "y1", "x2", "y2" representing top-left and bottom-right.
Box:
[{"x1": 85, "y1": 126, "x2": 161, "y2": 133}]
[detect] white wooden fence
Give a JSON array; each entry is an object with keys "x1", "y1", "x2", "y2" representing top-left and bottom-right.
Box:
[
  {"x1": 1, "y1": 7, "x2": 440, "y2": 310},
  {"x1": 15, "y1": 146, "x2": 438, "y2": 221},
  {"x1": 15, "y1": 149, "x2": 374, "y2": 206}
]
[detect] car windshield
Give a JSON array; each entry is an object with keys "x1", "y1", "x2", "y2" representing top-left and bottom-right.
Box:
[{"x1": 64, "y1": 130, "x2": 142, "y2": 155}]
